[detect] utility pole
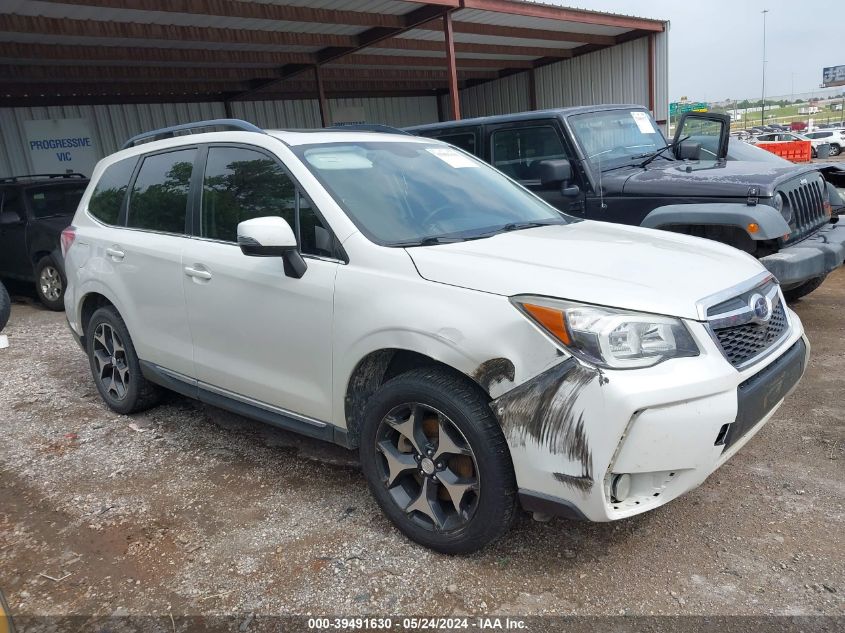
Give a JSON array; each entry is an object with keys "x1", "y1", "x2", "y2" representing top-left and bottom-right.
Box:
[{"x1": 761, "y1": 9, "x2": 768, "y2": 126}]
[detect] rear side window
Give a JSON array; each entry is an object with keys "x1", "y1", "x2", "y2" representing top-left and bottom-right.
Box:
[
  {"x1": 201, "y1": 146, "x2": 295, "y2": 242},
  {"x1": 88, "y1": 157, "x2": 136, "y2": 225},
  {"x1": 436, "y1": 132, "x2": 478, "y2": 155},
  {"x1": 127, "y1": 149, "x2": 196, "y2": 234},
  {"x1": 26, "y1": 185, "x2": 86, "y2": 219},
  {"x1": 491, "y1": 126, "x2": 567, "y2": 181}
]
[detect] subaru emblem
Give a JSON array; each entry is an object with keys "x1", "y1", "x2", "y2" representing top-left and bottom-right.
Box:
[{"x1": 749, "y1": 293, "x2": 771, "y2": 323}]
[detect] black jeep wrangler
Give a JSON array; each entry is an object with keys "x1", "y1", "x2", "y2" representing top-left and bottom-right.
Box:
[
  {"x1": 408, "y1": 106, "x2": 845, "y2": 300},
  {"x1": 0, "y1": 173, "x2": 88, "y2": 310}
]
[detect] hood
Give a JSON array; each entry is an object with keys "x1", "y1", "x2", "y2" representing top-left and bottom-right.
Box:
[
  {"x1": 407, "y1": 222, "x2": 765, "y2": 320},
  {"x1": 619, "y1": 160, "x2": 811, "y2": 198}
]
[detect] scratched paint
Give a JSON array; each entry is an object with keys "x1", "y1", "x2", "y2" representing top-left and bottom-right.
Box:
[
  {"x1": 492, "y1": 360, "x2": 596, "y2": 491},
  {"x1": 471, "y1": 357, "x2": 516, "y2": 393}
]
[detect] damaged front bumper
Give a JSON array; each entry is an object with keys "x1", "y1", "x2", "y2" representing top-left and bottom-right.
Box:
[
  {"x1": 760, "y1": 220, "x2": 845, "y2": 286},
  {"x1": 495, "y1": 313, "x2": 809, "y2": 522}
]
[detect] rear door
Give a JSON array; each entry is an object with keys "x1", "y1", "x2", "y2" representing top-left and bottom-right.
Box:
[
  {"x1": 485, "y1": 119, "x2": 585, "y2": 216},
  {"x1": 104, "y1": 147, "x2": 197, "y2": 377},
  {"x1": 0, "y1": 186, "x2": 30, "y2": 280},
  {"x1": 181, "y1": 144, "x2": 339, "y2": 423}
]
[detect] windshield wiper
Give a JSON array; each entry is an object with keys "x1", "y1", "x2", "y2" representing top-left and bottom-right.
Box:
[
  {"x1": 477, "y1": 220, "x2": 562, "y2": 238},
  {"x1": 391, "y1": 235, "x2": 475, "y2": 247},
  {"x1": 635, "y1": 135, "x2": 690, "y2": 168}
]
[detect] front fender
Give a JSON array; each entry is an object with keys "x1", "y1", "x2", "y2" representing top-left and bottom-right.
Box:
[{"x1": 641, "y1": 203, "x2": 790, "y2": 240}]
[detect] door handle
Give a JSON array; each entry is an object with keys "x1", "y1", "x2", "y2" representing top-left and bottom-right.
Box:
[
  {"x1": 184, "y1": 266, "x2": 212, "y2": 280},
  {"x1": 105, "y1": 247, "x2": 125, "y2": 261}
]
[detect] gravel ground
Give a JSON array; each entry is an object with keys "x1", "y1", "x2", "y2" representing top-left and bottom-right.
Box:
[{"x1": 0, "y1": 271, "x2": 843, "y2": 622}]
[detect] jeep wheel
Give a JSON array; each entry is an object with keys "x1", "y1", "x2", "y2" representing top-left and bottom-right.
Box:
[
  {"x1": 360, "y1": 367, "x2": 517, "y2": 554},
  {"x1": 0, "y1": 281, "x2": 10, "y2": 332},
  {"x1": 34, "y1": 256, "x2": 65, "y2": 311},
  {"x1": 830, "y1": 144, "x2": 841, "y2": 157},
  {"x1": 85, "y1": 306, "x2": 161, "y2": 415},
  {"x1": 782, "y1": 274, "x2": 828, "y2": 302}
]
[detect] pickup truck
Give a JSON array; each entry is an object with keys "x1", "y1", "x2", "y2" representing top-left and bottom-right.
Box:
[
  {"x1": 407, "y1": 106, "x2": 845, "y2": 301},
  {"x1": 0, "y1": 173, "x2": 88, "y2": 310}
]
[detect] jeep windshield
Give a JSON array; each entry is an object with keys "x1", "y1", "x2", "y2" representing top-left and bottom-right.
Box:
[
  {"x1": 569, "y1": 109, "x2": 669, "y2": 172},
  {"x1": 294, "y1": 141, "x2": 568, "y2": 247}
]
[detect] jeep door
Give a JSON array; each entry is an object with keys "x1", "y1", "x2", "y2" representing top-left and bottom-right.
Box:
[
  {"x1": 0, "y1": 187, "x2": 31, "y2": 280},
  {"x1": 485, "y1": 120, "x2": 585, "y2": 216},
  {"x1": 181, "y1": 144, "x2": 337, "y2": 423}
]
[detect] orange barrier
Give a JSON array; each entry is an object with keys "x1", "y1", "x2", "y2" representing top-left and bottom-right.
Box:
[{"x1": 755, "y1": 140, "x2": 812, "y2": 163}]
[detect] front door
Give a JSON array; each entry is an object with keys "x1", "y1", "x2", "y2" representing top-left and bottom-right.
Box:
[
  {"x1": 181, "y1": 145, "x2": 339, "y2": 422},
  {"x1": 485, "y1": 120, "x2": 585, "y2": 217}
]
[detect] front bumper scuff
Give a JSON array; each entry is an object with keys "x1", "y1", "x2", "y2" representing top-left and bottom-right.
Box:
[{"x1": 760, "y1": 220, "x2": 845, "y2": 286}]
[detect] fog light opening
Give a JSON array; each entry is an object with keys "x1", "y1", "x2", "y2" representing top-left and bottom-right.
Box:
[{"x1": 610, "y1": 473, "x2": 631, "y2": 503}]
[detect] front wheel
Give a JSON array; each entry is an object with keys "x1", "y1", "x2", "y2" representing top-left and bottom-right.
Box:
[
  {"x1": 360, "y1": 367, "x2": 517, "y2": 554},
  {"x1": 0, "y1": 281, "x2": 10, "y2": 332},
  {"x1": 85, "y1": 306, "x2": 161, "y2": 415},
  {"x1": 783, "y1": 274, "x2": 828, "y2": 302},
  {"x1": 34, "y1": 256, "x2": 65, "y2": 311}
]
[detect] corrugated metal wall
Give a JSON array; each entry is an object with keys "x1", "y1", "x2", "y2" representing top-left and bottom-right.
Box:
[
  {"x1": 534, "y1": 38, "x2": 650, "y2": 111},
  {"x1": 0, "y1": 96, "x2": 438, "y2": 177},
  {"x1": 450, "y1": 72, "x2": 531, "y2": 119},
  {"x1": 653, "y1": 28, "x2": 671, "y2": 128}
]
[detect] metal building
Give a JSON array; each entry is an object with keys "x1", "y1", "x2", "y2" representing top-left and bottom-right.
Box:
[{"x1": 0, "y1": 0, "x2": 669, "y2": 178}]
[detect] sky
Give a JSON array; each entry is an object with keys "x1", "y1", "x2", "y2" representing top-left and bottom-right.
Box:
[{"x1": 558, "y1": 0, "x2": 840, "y2": 103}]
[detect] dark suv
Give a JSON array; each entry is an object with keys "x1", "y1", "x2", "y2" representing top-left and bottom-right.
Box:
[
  {"x1": 407, "y1": 106, "x2": 845, "y2": 301},
  {"x1": 0, "y1": 173, "x2": 88, "y2": 310}
]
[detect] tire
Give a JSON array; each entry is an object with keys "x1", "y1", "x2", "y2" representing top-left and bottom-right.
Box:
[
  {"x1": 359, "y1": 367, "x2": 517, "y2": 554},
  {"x1": 85, "y1": 306, "x2": 161, "y2": 415},
  {"x1": 34, "y1": 256, "x2": 65, "y2": 311},
  {"x1": 783, "y1": 274, "x2": 828, "y2": 302},
  {"x1": 0, "y1": 281, "x2": 10, "y2": 332},
  {"x1": 830, "y1": 144, "x2": 841, "y2": 157}
]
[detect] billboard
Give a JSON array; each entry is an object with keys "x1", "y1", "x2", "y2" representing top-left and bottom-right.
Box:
[{"x1": 822, "y1": 65, "x2": 845, "y2": 88}]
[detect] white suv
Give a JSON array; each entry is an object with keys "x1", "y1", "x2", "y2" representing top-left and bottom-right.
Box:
[
  {"x1": 804, "y1": 129, "x2": 845, "y2": 155},
  {"x1": 63, "y1": 120, "x2": 809, "y2": 553}
]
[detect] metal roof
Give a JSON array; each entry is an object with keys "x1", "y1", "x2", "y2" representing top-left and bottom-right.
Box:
[{"x1": 0, "y1": 0, "x2": 667, "y2": 108}]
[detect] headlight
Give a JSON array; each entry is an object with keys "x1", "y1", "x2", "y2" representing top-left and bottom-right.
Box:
[
  {"x1": 512, "y1": 296, "x2": 700, "y2": 369},
  {"x1": 772, "y1": 192, "x2": 792, "y2": 224}
]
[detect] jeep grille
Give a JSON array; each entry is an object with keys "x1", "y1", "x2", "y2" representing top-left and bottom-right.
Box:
[
  {"x1": 780, "y1": 175, "x2": 828, "y2": 243},
  {"x1": 706, "y1": 278, "x2": 791, "y2": 369}
]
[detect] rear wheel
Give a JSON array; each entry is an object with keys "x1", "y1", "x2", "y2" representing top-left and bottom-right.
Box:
[
  {"x1": 34, "y1": 256, "x2": 65, "y2": 311},
  {"x1": 0, "y1": 281, "x2": 10, "y2": 332},
  {"x1": 85, "y1": 306, "x2": 161, "y2": 414},
  {"x1": 829, "y1": 144, "x2": 841, "y2": 157},
  {"x1": 359, "y1": 367, "x2": 517, "y2": 554},
  {"x1": 783, "y1": 274, "x2": 828, "y2": 302}
]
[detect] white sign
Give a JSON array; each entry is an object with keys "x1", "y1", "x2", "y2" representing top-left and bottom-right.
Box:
[{"x1": 23, "y1": 118, "x2": 98, "y2": 177}]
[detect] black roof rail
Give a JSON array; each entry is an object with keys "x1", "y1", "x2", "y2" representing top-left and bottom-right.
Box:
[
  {"x1": 0, "y1": 172, "x2": 87, "y2": 184},
  {"x1": 122, "y1": 118, "x2": 265, "y2": 149},
  {"x1": 329, "y1": 123, "x2": 411, "y2": 135}
]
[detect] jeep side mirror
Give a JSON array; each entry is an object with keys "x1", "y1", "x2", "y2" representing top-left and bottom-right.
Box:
[
  {"x1": 237, "y1": 216, "x2": 307, "y2": 279},
  {"x1": 678, "y1": 141, "x2": 702, "y2": 160},
  {"x1": 538, "y1": 159, "x2": 572, "y2": 187}
]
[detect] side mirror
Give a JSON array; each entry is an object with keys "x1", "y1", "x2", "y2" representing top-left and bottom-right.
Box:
[
  {"x1": 538, "y1": 159, "x2": 572, "y2": 187},
  {"x1": 237, "y1": 216, "x2": 307, "y2": 279},
  {"x1": 678, "y1": 141, "x2": 701, "y2": 160}
]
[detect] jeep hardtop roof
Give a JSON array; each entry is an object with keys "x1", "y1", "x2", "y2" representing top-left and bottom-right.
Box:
[
  {"x1": 404, "y1": 103, "x2": 648, "y2": 134},
  {"x1": 1, "y1": 173, "x2": 88, "y2": 186}
]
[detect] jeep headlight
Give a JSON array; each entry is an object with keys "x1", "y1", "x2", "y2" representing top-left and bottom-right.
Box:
[
  {"x1": 772, "y1": 192, "x2": 792, "y2": 224},
  {"x1": 512, "y1": 296, "x2": 699, "y2": 369}
]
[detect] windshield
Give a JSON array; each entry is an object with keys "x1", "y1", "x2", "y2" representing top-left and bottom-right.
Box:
[
  {"x1": 569, "y1": 109, "x2": 668, "y2": 171},
  {"x1": 293, "y1": 141, "x2": 567, "y2": 246},
  {"x1": 25, "y1": 185, "x2": 86, "y2": 218}
]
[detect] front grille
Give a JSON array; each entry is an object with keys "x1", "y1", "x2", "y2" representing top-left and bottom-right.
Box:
[
  {"x1": 780, "y1": 175, "x2": 828, "y2": 242},
  {"x1": 712, "y1": 298, "x2": 788, "y2": 367},
  {"x1": 706, "y1": 277, "x2": 791, "y2": 369}
]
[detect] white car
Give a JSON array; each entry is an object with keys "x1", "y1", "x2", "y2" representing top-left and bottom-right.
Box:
[
  {"x1": 804, "y1": 129, "x2": 845, "y2": 156},
  {"x1": 62, "y1": 120, "x2": 810, "y2": 553},
  {"x1": 753, "y1": 131, "x2": 831, "y2": 157}
]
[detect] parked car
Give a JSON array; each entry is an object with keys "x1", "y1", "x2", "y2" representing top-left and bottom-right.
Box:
[
  {"x1": 0, "y1": 280, "x2": 9, "y2": 332},
  {"x1": 0, "y1": 173, "x2": 88, "y2": 310},
  {"x1": 753, "y1": 131, "x2": 830, "y2": 158},
  {"x1": 790, "y1": 121, "x2": 808, "y2": 132},
  {"x1": 64, "y1": 119, "x2": 810, "y2": 553},
  {"x1": 408, "y1": 105, "x2": 845, "y2": 301},
  {"x1": 804, "y1": 129, "x2": 845, "y2": 156}
]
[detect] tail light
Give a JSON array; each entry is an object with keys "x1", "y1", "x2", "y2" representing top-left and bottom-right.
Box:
[{"x1": 60, "y1": 226, "x2": 76, "y2": 257}]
